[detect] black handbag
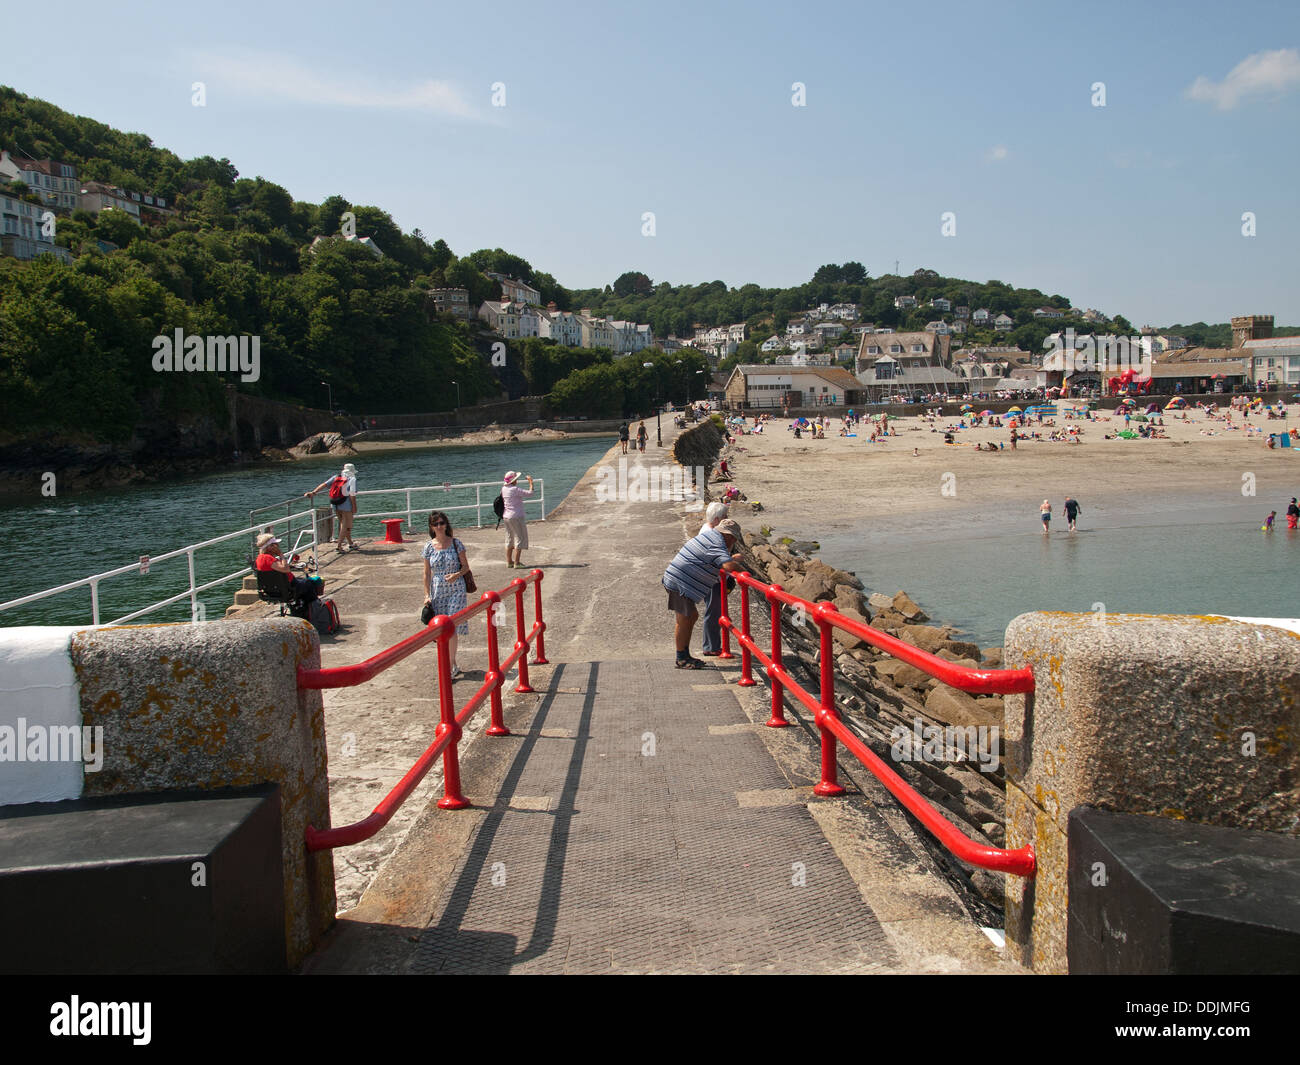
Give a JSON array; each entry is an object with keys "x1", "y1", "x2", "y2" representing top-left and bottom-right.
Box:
[
  {"x1": 464, "y1": 571, "x2": 477, "y2": 594},
  {"x1": 420, "y1": 601, "x2": 435, "y2": 625}
]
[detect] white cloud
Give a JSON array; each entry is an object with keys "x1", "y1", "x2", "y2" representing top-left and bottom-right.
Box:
[
  {"x1": 188, "y1": 50, "x2": 481, "y2": 119},
  {"x1": 1185, "y1": 47, "x2": 1300, "y2": 111},
  {"x1": 985, "y1": 144, "x2": 1008, "y2": 162}
]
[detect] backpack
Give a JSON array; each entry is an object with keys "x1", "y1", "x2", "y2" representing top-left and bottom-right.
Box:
[
  {"x1": 327, "y1": 476, "x2": 346, "y2": 505},
  {"x1": 493, "y1": 494, "x2": 505, "y2": 530},
  {"x1": 308, "y1": 598, "x2": 340, "y2": 636}
]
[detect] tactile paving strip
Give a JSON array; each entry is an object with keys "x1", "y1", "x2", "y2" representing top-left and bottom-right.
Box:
[{"x1": 409, "y1": 659, "x2": 894, "y2": 974}]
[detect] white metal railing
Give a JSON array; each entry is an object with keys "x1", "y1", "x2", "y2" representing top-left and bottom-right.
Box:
[
  {"x1": 0, "y1": 509, "x2": 323, "y2": 628},
  {"x1": 3, "y1": 480, "x2": 545, "y2": 628},
  {"x1": 347, "y1": 479, "x2": 545, "y2": 531}
]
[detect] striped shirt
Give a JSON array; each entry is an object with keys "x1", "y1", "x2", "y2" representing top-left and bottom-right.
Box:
[{"x1": 663, "y1": 528, "x2": 732, "y2": 603}]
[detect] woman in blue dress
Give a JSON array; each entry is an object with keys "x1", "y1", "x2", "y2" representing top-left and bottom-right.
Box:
[{"x1": 422, "y1": 511, "x2": 471, "y2": 680}]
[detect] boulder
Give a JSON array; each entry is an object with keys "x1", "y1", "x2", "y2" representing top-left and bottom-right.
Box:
[
  {"x1": 892, "y1": 591, "x2": 929, "y2": 622},
  {"x1": 867, "y1": 592, "x2": 896, "y2": 613},
  {"x1": 981, "y1": 647, "x2": 1003, "y2": 669},
  {"x1": 870, "y1": 612, "x2": 905, "y2": 633},
  {"x1": 837, "y1": 571, "x2": 865, "y2": 591},
  {"x1": 784, "y1": 571, "x2": 836, "y2": 603},
  {"x1": 791, "y1": 540, "x2": 821, "y2": 554},
  {"x1": 898, "y1": 624, "x2": 952, "y2": 654},
  {"x1": 743, "y1": 530, "x2": 768, "y2": 547},
  {"x1": 934, "y1": 649, "x2": 979, "y2": 669},
  {"x1": 944, "y1": 639, "x2": 982, "y2": 660},
  {"x1": 873, "y1": 659, "x2": 935, "y2": 690},
  {"x1": 924, "y1": 686, "x2": 1000, "y2": 729},
  {"x1": 832, "y1": 585, "x2": 868, "y2": 617},
  {"x1": 831, "y1": 607, "x2": 871, "y2": 652}
]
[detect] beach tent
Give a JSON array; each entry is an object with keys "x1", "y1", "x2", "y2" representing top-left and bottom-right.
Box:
[
  {"x1": 1117, "y1": 430, "x2": 1138, "y2": 438},
  {"x1": 1145, "y1": 403, "x2": 1160, "y2": 413},
  {"x1": 1165, "y1": 398, "x2": 1187, "y2": 409}
]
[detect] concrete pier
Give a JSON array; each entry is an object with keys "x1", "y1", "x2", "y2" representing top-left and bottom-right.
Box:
[{"x1": 223, "y1": 428, "x2": 1018, "y2": 973}]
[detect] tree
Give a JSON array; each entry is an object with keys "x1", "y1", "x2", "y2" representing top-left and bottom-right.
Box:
[{"x1": 612, "y1": 271, "x2": 652, "y2": 297}]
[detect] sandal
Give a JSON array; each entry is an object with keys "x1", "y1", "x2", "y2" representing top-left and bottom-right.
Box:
[{"x1": 675, "y1": 657, "x2": 704, "y2": 670}]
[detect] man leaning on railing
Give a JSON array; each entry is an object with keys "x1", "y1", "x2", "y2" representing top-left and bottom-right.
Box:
[{"x1": 662, "y1": 517, "x2": 747, "y2": 670}]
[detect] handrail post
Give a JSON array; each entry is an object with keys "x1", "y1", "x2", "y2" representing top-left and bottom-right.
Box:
[
  {"x1": 530, "y1": 571, "x2": 548, "y2": 664},
  {"x1": 766, "y1": 585, "x2": 789, "y2": 727},
  {"x1": 186, "y1": 549, "x2": 198, "y2": 623},
  {"x1": 476, "y1": 484, "x2": 482, "y2": 528},
  {"x1": 90, "y1": 580, "x2": 100, "y2": 627},
  {"x1": 406, "y1": 488, "x2": 412, "y2": 531},
  {"x1": 736, "y1": 579, "x2": 755, "y2": 686},
  {"x1": 483, "y1": 591, "x2": 510, "y2": 736},
  {"x1": 717, "y1": 568, "x2": 733, "y2": 660},
  {"x1": 512, "y1": 578, "x2": 534, "y2": 693},
  {"x1": 435, "y1": 620, "x2": 470, "y2": 809},
  {"x1": 813, "y1": 603, "x2": 847, "y2": 796}
]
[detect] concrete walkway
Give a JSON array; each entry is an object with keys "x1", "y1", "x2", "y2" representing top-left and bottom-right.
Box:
[{"x1": 297, "y1": 427, "x2": 1016, "y2": 974}]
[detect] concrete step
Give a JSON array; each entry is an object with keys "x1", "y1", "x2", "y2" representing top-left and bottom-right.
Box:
[{"x1": 231, "y1": 590, "x2": 260, "y2": 606}]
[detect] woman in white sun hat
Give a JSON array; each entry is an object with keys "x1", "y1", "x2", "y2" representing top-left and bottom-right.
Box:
[{"x1": 501, "y1": 470, "x2": 534, "y2": 568}]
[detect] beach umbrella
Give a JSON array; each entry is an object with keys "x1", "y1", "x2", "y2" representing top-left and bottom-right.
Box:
[
  {"x1": 980, "y1": 409, "x2": 994, "y2": 416},
  {"x1": 1165, "y1": 398, "x2": 1186, "y2": 408},
  {"x1": 960, "y1": 404, "x2": 973, "y2": 411},
  {"x1": 1145, "y1": 403, "x2": 1160, "y2": 413},
  {"x1": 1133, "y1": 414, "x2": 1148, "y2": 422},
  {"x1": 1007, "y1": 406, "x2": 1023, "y2": 413},
  {"x1": 1117, "y1": 430, "x2": 1138, "y2": 438}
]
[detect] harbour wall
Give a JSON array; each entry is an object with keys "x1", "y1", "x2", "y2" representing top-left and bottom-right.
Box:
[
  {"x1": 0, "y1": 618, "x2": 336, "y2": 968},
  {"x1": 1002, "y1": 612, "x2": 1300, "y2": 973}
]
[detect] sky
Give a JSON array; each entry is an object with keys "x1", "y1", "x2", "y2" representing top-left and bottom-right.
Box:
[{"x1": 5, "y1": 0, "x2": 1299, "y2": 326}]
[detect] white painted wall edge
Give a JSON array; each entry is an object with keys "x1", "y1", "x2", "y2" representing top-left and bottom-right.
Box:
[{"x1": 0, "y1": 627, "x2": 88, "y2": 805}]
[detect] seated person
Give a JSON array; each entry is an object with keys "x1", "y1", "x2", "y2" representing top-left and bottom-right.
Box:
[{"x1": 255, "y1": 533, "x2": 323, "y2": 604}]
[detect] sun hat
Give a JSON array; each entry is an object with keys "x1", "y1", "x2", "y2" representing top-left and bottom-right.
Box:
[
  {"x1": 715, "y1": 518, "x2": 742, "y2": 541},
  {"x1": 256, "y1": 533, "x2": 280, "y2": 552},
  {"x1": 342, "y1": 463, "x2": 357, "y2": 476},
  {"x1": 504, "y1": 471, "x2": 520, "y2": 485}
]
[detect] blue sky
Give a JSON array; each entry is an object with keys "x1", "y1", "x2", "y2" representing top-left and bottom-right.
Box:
[{"x1": 7, "y1": 0, "x2": 1299, "y2": 325}]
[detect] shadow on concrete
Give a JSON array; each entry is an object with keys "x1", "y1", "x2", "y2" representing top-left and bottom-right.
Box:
[{"x1": 411, "y1": 662, "x2": 596, "y2": 973}]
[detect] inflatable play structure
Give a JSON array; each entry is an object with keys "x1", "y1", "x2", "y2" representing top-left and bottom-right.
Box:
[{"x1": 1107, "y1": 368, "x2": 1153, "y2": 396}]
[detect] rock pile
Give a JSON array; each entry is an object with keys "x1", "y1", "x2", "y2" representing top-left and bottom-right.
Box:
[
  {"x1": 289, "y1": 432, "x2": 357, "y2": 459},
  {"x1": 738, "y1": 529, "x2": 1009, "y2": 908}
]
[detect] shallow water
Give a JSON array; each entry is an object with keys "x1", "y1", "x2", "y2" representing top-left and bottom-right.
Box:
[{"x1": 816, "y1": 495, "x2": 1300, "y2": 648}]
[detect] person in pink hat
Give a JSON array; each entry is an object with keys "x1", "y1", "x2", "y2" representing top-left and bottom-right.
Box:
[{"x1": 501, "y1": 471, "x2": 534, "y2": 568}]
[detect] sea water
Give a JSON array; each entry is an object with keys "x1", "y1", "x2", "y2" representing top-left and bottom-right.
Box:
[
  {"x1": 0, "y1": 436, "x2": 614, "y2": 627},
  {"x1": 817, "y1": 495, "x2": 1300, "y2": 649}
]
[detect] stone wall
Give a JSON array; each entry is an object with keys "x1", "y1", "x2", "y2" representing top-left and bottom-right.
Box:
[
  {"x1": 1002, "y1": 612, "x2": 1300, "y2": 973},
  {"x1": 68, "y1": 617, "x2": 336, "y2": 968}
]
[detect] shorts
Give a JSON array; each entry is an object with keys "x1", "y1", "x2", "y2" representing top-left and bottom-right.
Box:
[
  {"x1": 503, "y1": 515, "x2": 529, "y2": 550},
  {"x1": 334, "y1": 499, "x2": 353, "y2": 514},
  {"x1": 666, "y1": 588, "x2": 698, "y2": 616}
]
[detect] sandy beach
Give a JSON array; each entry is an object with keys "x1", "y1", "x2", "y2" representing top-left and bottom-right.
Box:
[
  {"x1": 717, "y1": 407, "x2": 1299, "y2": 546},
  {"x1": 348, "y1": 426, "x2": 605, "y2": 454}
]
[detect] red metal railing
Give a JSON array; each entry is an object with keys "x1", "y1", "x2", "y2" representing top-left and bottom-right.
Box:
[
  {"x1": 719, "y1": 571, "x2": 1036, "y2": 878},
  {"x1": 300, "y1": 570, "x2": 548, "y2": 852}
]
